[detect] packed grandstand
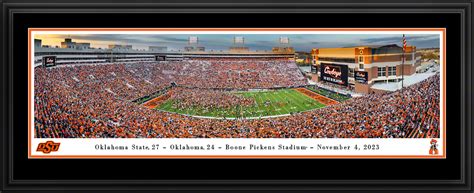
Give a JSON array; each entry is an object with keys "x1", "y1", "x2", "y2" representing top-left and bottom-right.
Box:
[{"x1": 34, "y1": 58, "x2": 440, "y2": 138}]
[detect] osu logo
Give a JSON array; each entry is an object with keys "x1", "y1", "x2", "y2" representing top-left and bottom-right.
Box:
[
  {"x1": 36, "y1": 141, "x2": 60, "y2": 154},
  {"x1": 429, "y1": 139, "x2": 438, "y2": 155}
]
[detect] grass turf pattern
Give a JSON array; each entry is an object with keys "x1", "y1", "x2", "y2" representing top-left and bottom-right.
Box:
[{"x1": 156, "y1": 89, "x2": 326, "y2": 118}]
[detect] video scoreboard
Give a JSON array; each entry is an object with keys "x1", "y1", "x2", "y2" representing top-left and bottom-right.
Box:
[
  {"x1": 320, "y1": 63, "x2": 349, "y2": 86},
  {"x1": 42, "y1": 56, "x2": 57, "y2": 67}
]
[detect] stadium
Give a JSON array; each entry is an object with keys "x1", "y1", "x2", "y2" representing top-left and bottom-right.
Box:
[{"x1": 33, "y1": 36, "x2": 441, "y2": 139}]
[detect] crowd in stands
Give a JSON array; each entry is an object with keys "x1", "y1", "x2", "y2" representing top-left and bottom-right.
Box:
[
  {"x1": 34, "y1": 58, "x2": 440, "y2": 138},
  {"x1": 171, "y1": 58, "x2": 307, "y2": 89}
]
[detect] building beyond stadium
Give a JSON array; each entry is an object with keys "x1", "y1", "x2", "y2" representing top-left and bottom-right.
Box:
[{"x1": 310, "y1": 44, "x2": 421, "y2": 93}]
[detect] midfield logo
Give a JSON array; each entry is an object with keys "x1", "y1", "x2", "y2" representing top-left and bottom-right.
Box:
[{"x1": 36, "y1": 141, "x2": 60, "y2": 154}]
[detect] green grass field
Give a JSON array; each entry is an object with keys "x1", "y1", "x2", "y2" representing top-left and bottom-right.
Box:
[{"x1": 156, "y1": 89, "x2": 326, "y2": 118}]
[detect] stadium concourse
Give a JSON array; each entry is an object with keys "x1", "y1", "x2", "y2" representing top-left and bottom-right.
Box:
[{"x1": 34, "y1": 58, "x2": 440, "y2": 138}]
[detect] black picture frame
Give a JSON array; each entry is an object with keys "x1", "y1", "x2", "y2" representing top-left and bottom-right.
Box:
[{"x1": 1, "y1": 0, "x2": 472, "y2": 192}]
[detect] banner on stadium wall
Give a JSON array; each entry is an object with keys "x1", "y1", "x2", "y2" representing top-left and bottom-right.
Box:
[
  {"x1": 320, "y1": 63, "x2": 349, "y2": 86},
  {"x1": 354, "y1": 71, "x2": 369, "y2": 84},
  {"x1": 42, "y1": 56, "x2": 56, "y2": 67},
  {"x1": 311, "y1": 65, "x2": 318, "y2": 73}
]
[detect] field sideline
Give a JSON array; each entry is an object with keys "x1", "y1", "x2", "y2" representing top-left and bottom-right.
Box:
[{"x1": 156, "y1": 89, "x2": 326, "y2": 118}]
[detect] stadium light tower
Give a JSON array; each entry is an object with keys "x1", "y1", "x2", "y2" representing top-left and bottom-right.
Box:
[
  {"x1": 234, "y1": 36, "x2": 245, "y2": 45},
  {"x1": 279, "y1": 37, "x2": 290, "y2": 45},
  {"x1": 189, "y1": 36, "x2": 198, "y2": 45}
]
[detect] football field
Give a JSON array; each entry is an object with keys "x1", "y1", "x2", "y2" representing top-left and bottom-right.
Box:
[{"x1": 156, "y1": 89, "x2": 326, "y2": 118}]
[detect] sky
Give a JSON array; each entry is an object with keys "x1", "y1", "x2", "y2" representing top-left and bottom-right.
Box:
[{"x1": 35, "y1": 33, "x2": 440, "y2": 52}]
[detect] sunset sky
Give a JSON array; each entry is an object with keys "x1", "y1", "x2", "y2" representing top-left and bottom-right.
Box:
[{"x1": 34, "y1": 33, "x2": 440, "y2": 52}]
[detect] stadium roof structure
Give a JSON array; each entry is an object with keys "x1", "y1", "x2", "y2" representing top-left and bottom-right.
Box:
[{"x1": 343, "y1": 44, "x2": 402, "y2": 48}]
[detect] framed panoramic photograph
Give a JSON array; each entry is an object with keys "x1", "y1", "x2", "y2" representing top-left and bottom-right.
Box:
[
  {"x1": 1, "y1": 0, "x2": 472, "y2": 193},
  {"x1": 28, "y1": 28, "x2": 446, "y2": 159}
]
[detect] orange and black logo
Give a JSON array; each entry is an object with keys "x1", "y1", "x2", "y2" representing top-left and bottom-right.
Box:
[
  {"x1": 429, "y1": 139, "x2": 439, "y2": 155},
  {"x1": 36, "y1": 141, "x2": 60, "y2": 154}
]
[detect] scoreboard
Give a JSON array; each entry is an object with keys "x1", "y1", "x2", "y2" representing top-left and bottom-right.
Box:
[
  {"x1": 42, "y1": 56, "x2": 57, "y2": 67},
  {"x1": 354, "y1": 71, "x2": 369, "y2": 84},
  {"x1": 320, "y1": 63, "x2": 349, "y2": 86},
  {"x1": 155, "y1": 55, "x2": 166, "y2": 61}
]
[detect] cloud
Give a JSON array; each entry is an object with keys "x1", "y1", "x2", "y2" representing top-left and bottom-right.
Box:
[
  {"x1": 360, "y1": 34, "x2": 439, "y2": 47},
  {"x1": 35, "y1": 33, "x2": 441, "y2": 51}
]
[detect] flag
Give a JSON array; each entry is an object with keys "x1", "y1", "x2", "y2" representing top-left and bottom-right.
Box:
[
  {"x1": 402, "y1": 34, "x2": 407, "y2": 62},
  {"x1": 401, "y1": 34, "x2": 407, "y2": 89},
  {"x1": 402, "y1": 34, "x2": 407, "y2": 51}
]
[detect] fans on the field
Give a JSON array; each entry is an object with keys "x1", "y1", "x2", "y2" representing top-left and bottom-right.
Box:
[{"x1": 168, "y1": 87, "x2": 256, "y2": 110}]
